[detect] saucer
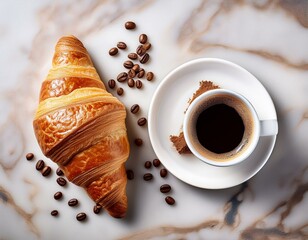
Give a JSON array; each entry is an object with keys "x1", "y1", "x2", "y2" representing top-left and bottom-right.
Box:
[{"x1": 148, "y1": 58, "x2": 277, "y2": 189}]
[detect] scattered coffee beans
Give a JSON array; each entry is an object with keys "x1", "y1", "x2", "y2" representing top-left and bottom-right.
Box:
[
  {"x1": 125, "y1": 21, "x2": 136, "y2": 30},
  {"x1": 165, "y1": 196, "x2": 175, "y2": 205},
  {"x1": 143, "y1": 173, "x2": 153, "y2": 181},
  {"x1": 134, "y1": 138, "x2": 143, "y2": 146},
  {"x1": 128, "y1": 69, "x2": 136, "y2": 78},
  {"x1": 140, "y1": 53, "x2": 150, "y2": 64},
  {"x1": 160, "y1": 168, "x2": 168, "y2": 178},
  {"x1": 153, "y1": 159, "x2": 161, "y2": 168},
  {"x1": 128, "y1": 53, "x2": 138, "y2": 60},
  {"x1": 93, "y1": 204, "x2": 102, "y2": 214},
  {"x1": 137, "y1": 69, "x2": 145, "y2": 78},
  {"x1": 51, "y1": 210, "x2": 59, "y2": 217},
  {"x1": 26, "y1": 153, "x2": 34, "y2": 160},
  {"x1": 146, "y1": 72, "x2": 154, "y2": 81},
  {"x1": 42, "y1": 166, "x2": 51, "y2": 177},
  {"x1": 109, "y1": 47, "x2": 118, "y2": 56},
  {"x1": 137, "y1": 117, "x2": 147, "y2": 126},
  {"x1": 68, "y1": 198, "x2": 78, "y2": 207},
  {"x1": 130, "y1": 104, "x2": 140, "y2": 114},
  {"x1": 136, "y1": 45, "x2": 146, "y2": 56},
  {"x1": 54, "y1": 191, "x2": 63, "y2": 200},
  {"x1": 123, "y1": 60, "x2": 134, "y2": 69},
  {"x1": 56, "y1": 168, "x2": 64, "y2": 176},
  {"x1": 160, "y1": 184, "x2": 171, "y2": 193},
  {"x1": 127, "y1": 78, "x2": 135, "y2": 88},
  {"x1": 117, "y1": 42, "x2": 127, "y2": 49},
  {"x1": 56, "y1": 177, "x2": 67, "y2": 186},
  {"x1": 126, "y1": 170, "x2": 134, "y2": 180},
  {"x1": 36, "y1": 160, "x2": 45, "y2": 171},
  {"x1": 143, "y1": 42, "x2": 151, "y2": 51},
  {"x1": 76, "y1": 212, "x2": 87, "y2": 221},
  {"x1": 117, "y1": 88, "x2": 124, "y2": 96},
  {"x1": 139, "y1": 34, "x2": 148, "y2": 44},
  {"x1": 117, "y1": 72, "x2": 128, "y2": 82},
  {"x1": 144, "y1": 161, "x2": 152, "y2": 169},
  {"x1": 136, "y1": 80, "x2": 142, "y2": 89}
]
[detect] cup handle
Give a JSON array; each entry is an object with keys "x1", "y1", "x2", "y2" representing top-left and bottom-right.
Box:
[{"x1": 260, "y1": 120, "x2": 278, "y2": 136}]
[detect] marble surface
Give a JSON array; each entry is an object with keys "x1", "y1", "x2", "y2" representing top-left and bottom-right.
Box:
[{"x1": 0, "y1": 0, "x2": 307, "y2": 239}]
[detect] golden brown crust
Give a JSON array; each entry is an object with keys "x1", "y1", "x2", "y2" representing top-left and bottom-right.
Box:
[{"x1": 33, "y1": 36, "x2": 129, "y2": 218}]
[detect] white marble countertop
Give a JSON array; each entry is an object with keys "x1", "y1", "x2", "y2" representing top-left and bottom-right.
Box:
[{"x1": 0, "y1": 0, "x2": 307, "y2": 239}]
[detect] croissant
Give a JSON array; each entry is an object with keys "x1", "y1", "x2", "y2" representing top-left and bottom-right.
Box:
[{"x1": 33, "y1": 35, "x2": 129, "y2": 218}]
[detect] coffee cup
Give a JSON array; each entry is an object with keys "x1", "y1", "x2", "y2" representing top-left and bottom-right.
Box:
[{"x1": 183, "y1": 89, "x2": 278, "y2": 167}]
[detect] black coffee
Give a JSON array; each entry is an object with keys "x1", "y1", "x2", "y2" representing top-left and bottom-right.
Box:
[{"x1": 196, "y1": 104, "x2": 244, "y2": 154}]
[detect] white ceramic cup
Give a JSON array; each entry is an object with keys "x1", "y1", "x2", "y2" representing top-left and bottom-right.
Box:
[{"x1": 183, "y1": 89, "x2": 278, "y2": 167}]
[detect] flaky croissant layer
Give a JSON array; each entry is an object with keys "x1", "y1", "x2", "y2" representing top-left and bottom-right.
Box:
[{"x1": 33, "y1": 35, "x2": 129, "y2": 218}]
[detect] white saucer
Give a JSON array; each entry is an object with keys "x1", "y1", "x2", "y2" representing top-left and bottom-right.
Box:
[{"x1": 148, "y1": 58, "x2": 277, "y2": 189}]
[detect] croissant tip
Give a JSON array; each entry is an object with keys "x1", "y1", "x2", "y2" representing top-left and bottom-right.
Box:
[{"x1": 56, "y1": 35, "x2": 84, "y2": 48}]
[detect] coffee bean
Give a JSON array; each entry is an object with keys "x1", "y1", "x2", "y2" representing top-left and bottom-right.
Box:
[
  {"x1": 51, "y1": 210, "x2": 59, "y2": 217},
  {"x1": 93, "y1": 204, "x2": 102, "y2": 214},
  {"x1": 108, "y1": 79, "x2": 116, "y2": 89},
  {"x1": 56, "y1": 168, "x2": 64, "y2": 176},
  {"x1": 160, "y1": 168, "x2": 168, "y2": 178},
  {"x1": 128, "y1": 69, "x2": 136, "y2": 78},
  {"x1": 128, "y1": 53, "x2": 138, "y2": 60},
  {"x1": 144, "y1": 161, "x2": 152, "y2": 169},
  {"x1": 140, "y1": 53, "x2": 150, "y2": 64},
  {"x1": 117, "y1": 72, "x2": 128, "y2": 82},
  {"x1": 165, "y1": 196, "x2": 175, "y2": 205},
  {"x1": 137, "y1": 69, "x2": 145, "y2": 78},
  {"x1": 146, "y1": 72, "x2": 154, "y2": 81},
  {"x1": 136, "y1": 45, "x2": 146, "y2": 56},
  {"x1": 54, "y1": 191, "x2": 63, "y2": 200},
  {"x1": 42, "y1": 166, "x2": 51, "y2": 176},
  {"x1": 109, "y1": 47, "x2": 118, "y2": 56},
  {"x1": 57, "y1": 177, "x2": 67, "y2": 186},
  {"x1": 160, "y1": 184, "x2": 171, "y2": 193},
  {"x1": 68, "y1": 198, "x2": 78, "y2": 207},
  {"x1": 136, "y1": 80, "x2": 142, "y2": 89},
  {"x1": 132, "y1": 64, "x2": 140, "y2": 73},
  {"x1": 117, "y1": 42, "x2": 127, "y2": 49},
  {"x1": 134, "y1": 138, "x2": 143, "y2": 146},
  {"x1": 126, "y1": 170, "x2": 134, "y2": 180},
  {"x1": 123, "y1": 60, "x2": 134, "y2": 69},
  {"x1": 26, "y1": 153, "x2": 34, "y2": 160},
  {"x1": 36, "y1": 160, "x2": 45, "y2": 171},
  {"x1": 137, "y1": 117, "x2": 147, "y2": 126},
  {"x1": 153, "y1": 159, "x2": 161, "y2": 168},
  {"x1": 143, "y1": 173, "x2": 153, "y2": 181},
  {"x1": 130, "y1": 104, "x2": 140, "y2": 114},
  {"x1": 76, "y1": 212, "x2": 87, "y2": 221},
  {"x1": 117, "y1": 88, "x2": 124, "y2": 96},
  {"x1": 125, "y1": 21, "x2": 136, "y2": 30},
  {"x1": 143, "y1": 42, "x2": 152, "y2": 51},
  {"x1": 127, "y1": 78, "x2": 135, "y2": 88},
  {"x1": 139, "y1": 34, "x2": 148, "y2": 44}
]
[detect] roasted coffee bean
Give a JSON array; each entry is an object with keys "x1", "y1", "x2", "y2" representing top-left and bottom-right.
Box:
[
  {"x1": 57, "y1": 177, "x2": 67, "y2": 186},
  {"x1": 165, "y1": 196, "x2": 175, "y2": 205},
  {"x1": 130, "y1": 104, "x2": 140, "y2": 114},
  {"x1": 117, "y1": 72, "x2": 128, "y2": 82},
  {"x1": 36, "y1": 160, "x2": 45, "y2": 171},
  {"x1": 128, "y1": 69, "x2": 136, "y2": 78},
  {"x1": 132, "y1": 64, "x2": 140, "y2": 73},
  {"x1": 128, "y1": 53, "x2": 138, "y2": 60},
  {"x1": 123, "y1": 60, "x2": 134, "y2": 69},
  {"x1": 26, "y1": 153, "x2": 34, "y2": 160},
  {"x1": 153, "y1": 159, "x2": 161, "y2": 168},
  {"x1": 76, "y1": 212, "x2": 87, "y2": 221},
  {"x1": 51, "y1": 210, "x2": 59, "y2": 216},
  {"x1": 160, "y1": 184, "x2": 171, "y2": 193},
  {"x1": 68, "y1": 198, "x2": 78, "y2": 207},
  {"x1": 139, "y1": 34, "x2": 148, "y2": 44},
  {"x1": 125, "y1": 21, "x2": 136, "y2": 30},
  {"x1": 56, "y1": 168, "x2": 64, "y2": 176},
  {"x1": 117, "y1": 42, "x2": 127, "y2": 49},
  {"x1": 93, "y1": 204, "x2": 102, "y2": 214},
  {"x1": 42, "y1": 166, "x2": 51, "y2": 176},
  {"x1": 140, "y1": 53, "x2": 150, "y2": 64},
  {"x1": 160, "y1": 168, "x2": 168, "y2": 178},
  {"x1": 127, "y1": 78, "x2": 135, "y2": 88},
  {"x1": 136, "y1": 45, "x2": 146, "y2": 56},
  {"x1": 126, "y1": 170, "x2": 134, "y2": 180},
  {"x1": 143, "y1": 173, "x2": 153, "y2": 181},
  {"x1": 109, "y1": 47, "x2": 118, "y2": 56},
  {"x1": 144, "y1": 161, "x2": 152, "y2": 169},
  {"x1": 134, "y1": 138, "x2": 143, "y2": 146},
  {"x1": 137, "y1": 69, "x2": 145, "y2": 78},
  {"x1": 54, "y1": 191, "x2": 63, "y2": 200},
  {"x1": 143, "y1": 42, "x2": 152, "y2": 51},
  {"x1": 136, "y1": 80, "x2": 142, "y2": 89},
  {"x1": 117, "y1": 87, "x2": 124, "y2": 96},
  {"x1": 108, "y1": 79, "x2": 116, "y2": 89},
  {"x1": 137, "y1": 117, "x2": 147, "y2": 126},
  {"x1": 146, "y1": 71, "x2": 154, "y2": 81}
]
